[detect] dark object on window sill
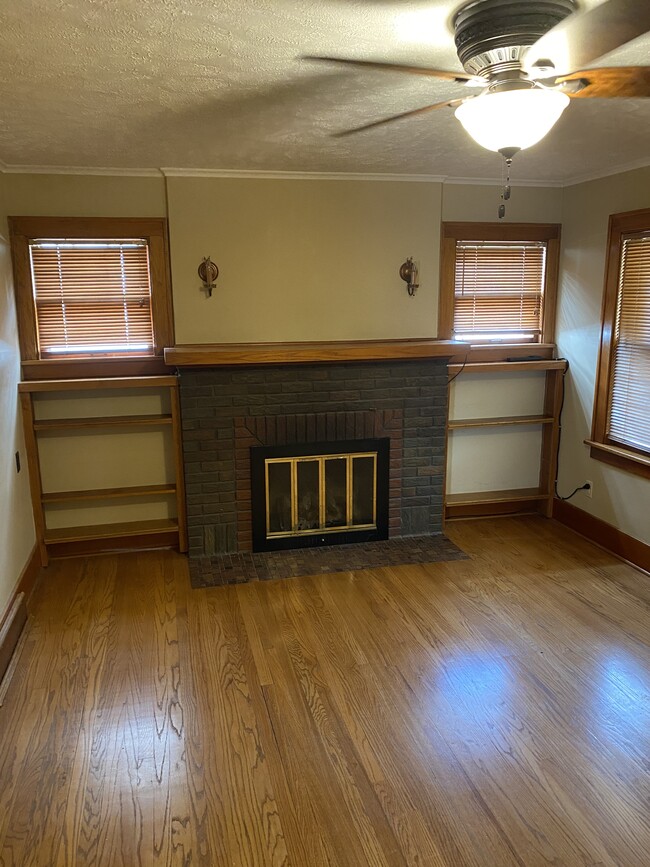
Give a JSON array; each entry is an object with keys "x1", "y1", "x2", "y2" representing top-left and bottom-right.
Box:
[{"x1": 506, "y1": 355, "x2": 545, "y2": 361}]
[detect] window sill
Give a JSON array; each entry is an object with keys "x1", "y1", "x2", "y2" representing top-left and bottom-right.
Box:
[
  {"x1": 448, "y1": 343, "x2": 556, "y2": 364},
  {"x1": 21, "y1": 355, "x2": 171, "y2": 381},
  {"x1": 585, "y1": 439, "x2": 650, "y2": 481}
]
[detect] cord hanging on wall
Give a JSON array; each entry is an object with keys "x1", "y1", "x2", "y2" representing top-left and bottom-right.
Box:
[
  {"x1": 399, "y1": 257, "x2": 419, "y2": 296},
  {"x1": 198, "y1": 256, "x2": 219, "y2": 297}
]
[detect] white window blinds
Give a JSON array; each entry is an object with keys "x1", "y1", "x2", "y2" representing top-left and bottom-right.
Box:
[
  {"x1": 28, "y1": 239, "x2": 154, "y2": 358},
  {"x1": 454, "y1": 240, "x2": 547, "y2": 342},
  {"x1": 606, "y1": 233, "x2": 650, "y2": 452}
]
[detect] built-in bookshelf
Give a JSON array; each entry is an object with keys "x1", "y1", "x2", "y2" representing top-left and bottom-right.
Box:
[
  {"x1": 19, "y1": 376, "x2": 187, "y2": 565},
  {"x1": 446, "y1": 360, "x2": 568, "y2": 520}
]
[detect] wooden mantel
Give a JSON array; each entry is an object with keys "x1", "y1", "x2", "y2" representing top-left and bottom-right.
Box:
[{"x1": 164, "y1": 339, "x2": 469, "y2": 368}]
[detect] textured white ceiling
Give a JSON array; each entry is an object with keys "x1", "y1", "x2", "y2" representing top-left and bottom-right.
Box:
[{"x1": 1, "y1": 0, "x2": 649, "y2": 182}]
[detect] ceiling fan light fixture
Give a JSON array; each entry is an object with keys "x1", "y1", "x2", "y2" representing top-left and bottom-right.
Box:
[{"x1": 454, "y1": 86, "x2": 570, "y2": 152}]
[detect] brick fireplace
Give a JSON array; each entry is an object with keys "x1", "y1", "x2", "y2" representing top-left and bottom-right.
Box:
[{"x1": 168, "y1": 340, "x2": 461, "y2": 558}]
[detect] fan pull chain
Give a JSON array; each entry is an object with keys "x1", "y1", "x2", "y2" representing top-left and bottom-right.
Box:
[{"x1": 498, "y1": 155, "x2": 513, "y2": 220}]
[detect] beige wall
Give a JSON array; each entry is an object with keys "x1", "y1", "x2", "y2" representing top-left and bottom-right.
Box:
[
  {"x1": 442, "y1": 182, "x2": 563, "y2": 224},
  {"x1": 0, "y1": 173, "x2": 36, "y2": 618},
  {"x1": 3, "y1": 173, "x2": 564, "y2": 346},
  {"x1": 5, "y1": 172, "x2": 444, "y2": 342},
  {"x1": 167, "y1": 176, "x2": 442, "y2": 343},
  {"x1": 4, "y1": 173, "x2": 166, "y2": 218},
  {"x1": 556, "y1": 166, "x2": 650, "y2": 545}
]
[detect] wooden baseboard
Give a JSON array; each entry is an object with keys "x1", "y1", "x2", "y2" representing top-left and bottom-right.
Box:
[
  {"x1": 0, "y1": 594, "x2": 27, "y2": 687},
  {"x1": 446, "y1": 500, "x2": 544, "y2": 520},
  {"x1": 0, "y1": 544, "x2": 41, "y2": 686},
  {"x1": 553, "y1": 499, "x2": 650, "y2": 574},
  {"x1": 0, "y1": 544, "x2": 41, "y2": 629}
]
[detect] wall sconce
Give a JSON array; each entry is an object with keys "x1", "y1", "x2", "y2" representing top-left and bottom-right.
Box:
[
  {"x1": 399, "y1": 257, "x2": 419, "y2": 296},
  {"x1": 198, "y1": 256, "x2": 219, "y2": 297}
]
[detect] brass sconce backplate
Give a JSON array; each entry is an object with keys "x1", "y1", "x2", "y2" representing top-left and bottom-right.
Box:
[{"x1": 399, "y1": 257, "x2": 419, "y2": 296}]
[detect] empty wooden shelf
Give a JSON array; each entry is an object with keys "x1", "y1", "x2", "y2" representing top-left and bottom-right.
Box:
[
  {"x1": 44, "y1": 518, "x2": 179, "y2": 543},
  {"x1": 447, "y1": 414, "x2": 555, "y2": 429},
  {"x1": 19, "y1": 376, "x2": 187, "y2": 564},
  {"x1": 41, "y1": 483, "x2": 177, "y2": 503},
  {"x1": 445, "y1": 360, "x2": 568, "y2": 521},
  {"x1": 33, "y1": 414, "x2": 173, "y2": 431}
]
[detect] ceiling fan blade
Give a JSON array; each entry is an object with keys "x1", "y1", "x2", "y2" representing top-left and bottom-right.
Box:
[
  {"x1": 524, "y1": 0, "x2": 650, "y2": 77},
  {"x1": 303, "y1": 56, "x2": 483, "y2": 87},
  {"x1": 333, "y1": 98, "x2": 466, "y2": 137},
  {"x1": 556, "y1": 66, "x2": 650, "y2": 98}
]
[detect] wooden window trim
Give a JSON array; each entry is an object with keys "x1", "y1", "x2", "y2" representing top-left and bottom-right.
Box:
[
  {"x1": 439, "y1": 222, "x2": 561, "y2": 360},
  {"x1": 590, "y1": 208, "x2": 650, "y2": 479},
  {"x1": 585, "y1": 440, "x2": 650, "y2": 481},
  {"x1": 9, "y1": 216, "x2": 175, "y2": 380}
]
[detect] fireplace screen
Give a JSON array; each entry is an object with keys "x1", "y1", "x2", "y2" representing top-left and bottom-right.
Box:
[{"x1": 251, "y1": 438, "x2": 389, "y2": 551}]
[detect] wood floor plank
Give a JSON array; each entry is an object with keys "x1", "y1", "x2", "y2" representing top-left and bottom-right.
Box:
[
  {"x1": 317, "y1": 572, "x2": 523, "y2": 866},
  {"x1": 150, "y1": 551, "x2": 193, "y2": 867},
  {"x1": 384, "y1": 552, "x2": 649, "y2": 865},
  {"x1": 171, "y1": 574, "x2": 214, "y2": 867},
  {"x1": 190, "y1": 585, "x2": 289, "y2": 866},
  {"x1": 384, "y1": 567, "x2": 625, "y2": 865},
  {"x1": 236, "y1": 583, "x2": 275, "y2": 688},
  {"x1": 0, "y1": 685, "x2": 49, "y2": 858},
  {"x1": 237, "y1": 581, "x2": 346, "y2": 865},
  {"x1": 0, "y1": 558, "x2": 117, "y2": 866},
  {"x1": 290, "y1": 577, "x2": 456, "y2": 867},
  {"x1": 259, "y1": 579, "x2": 390, "y2": 866},
  {"x1": 73, "y1": 552, "x2": 186, "y2": 866},
  {"x1": 0, "y1": 517, "x2": 648, "y2": 865},
  {"x1": 54, "y1": 559, "x2": 117, "y2": 867},
  {"x1": 279, "y1": 578, "x2": 406, "y2": 867}
]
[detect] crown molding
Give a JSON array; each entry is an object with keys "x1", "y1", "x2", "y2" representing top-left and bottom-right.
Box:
[
  {"x1": 0, "y1": 164, "x2": 163, "y2": 177},
  {"x1": 442, "y1": 175, "x2": 564, "y2": 188},
  {"x1": 562, "y1": 156, "x2": 650, "y2": 188},
  {"x1": 159, "y1": 167, "x2": 446, "y2": 182},
  {"x1": 0, "y1": 159, "x2": 647, "y2": 187}
]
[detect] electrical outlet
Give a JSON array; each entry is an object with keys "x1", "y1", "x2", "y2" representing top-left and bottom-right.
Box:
[{"x1": 584, "y1": 480, "x2": 592, "y2": 498}]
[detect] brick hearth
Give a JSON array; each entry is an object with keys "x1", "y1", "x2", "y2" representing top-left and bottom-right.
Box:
[{"x1": 178, "y1": 358, "x2": 448, "y2": 557}]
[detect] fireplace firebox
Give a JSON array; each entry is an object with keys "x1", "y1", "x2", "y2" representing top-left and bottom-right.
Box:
[{"x1": 251, "y1": 438, "x2": 390, "y2": 552}]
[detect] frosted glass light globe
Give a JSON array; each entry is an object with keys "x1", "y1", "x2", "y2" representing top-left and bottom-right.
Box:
[{"x1": 455, "y1": 87, "x2": 570, "y2": 152}]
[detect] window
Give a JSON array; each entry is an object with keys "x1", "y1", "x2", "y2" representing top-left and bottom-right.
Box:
[
  {"x1": 9, "y1": 216, "x2": 174, "y2": 379},
  {"x1": 29, "y1": 239, "x2": 153, "y2": 358},
  {"x1": 589, "y1": 209, "x2": 650, "y2": 479},
  {"x1": 439, "y1": 222, "x2": 561, "y2": 348}
]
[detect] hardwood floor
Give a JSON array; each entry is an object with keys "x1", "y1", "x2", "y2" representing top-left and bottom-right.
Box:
[{"x1": 0, "y1": 516, "x2": 648, "y2": 866}]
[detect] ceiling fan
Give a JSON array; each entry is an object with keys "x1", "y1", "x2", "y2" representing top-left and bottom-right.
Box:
[{"x1": 305, "y1": 0, "x2": 650, "y2": 159}]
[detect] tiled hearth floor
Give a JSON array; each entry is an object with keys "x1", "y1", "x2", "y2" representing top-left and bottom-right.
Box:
[{"x1": 189, "y1": 534, "x2": 467, "y2": 587}]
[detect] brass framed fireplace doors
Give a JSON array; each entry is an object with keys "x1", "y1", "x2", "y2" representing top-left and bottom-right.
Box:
[{"x1": 251, "y1": 438, "x2": 390, "y2": 552}]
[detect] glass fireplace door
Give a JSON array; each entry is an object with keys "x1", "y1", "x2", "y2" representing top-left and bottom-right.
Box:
[
  {"x1": 251, "y1": 438, "x2": 389, "y2": 552},
  {"x1": 265, "y1": 451, "x2": 377, "y2": 540}
]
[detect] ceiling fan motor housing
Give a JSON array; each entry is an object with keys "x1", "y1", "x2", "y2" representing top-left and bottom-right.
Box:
[{"x1": 453, "y1": 0, "x2": 577, "y2": 77}]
